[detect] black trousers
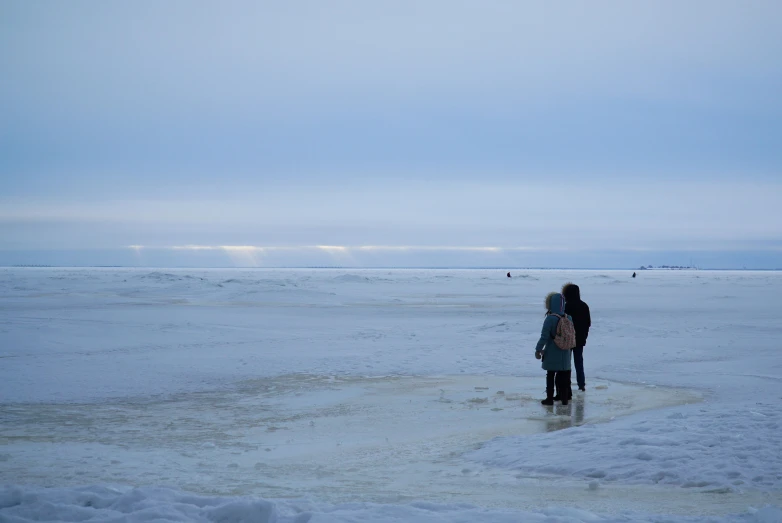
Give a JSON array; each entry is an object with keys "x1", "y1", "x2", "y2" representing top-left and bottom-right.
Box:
[
  {"x1": 546, "y1": 370, "x2": 571, "y2": 399},
  {"x1": 572, "y1": 346, "x2": 585, "y2": 388}
]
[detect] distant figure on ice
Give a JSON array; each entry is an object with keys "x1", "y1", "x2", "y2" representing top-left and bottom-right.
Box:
[
  {"x1": 632, "y1": 272, "x2": 637, "y2": 278},
  {"x1": 534, "y1": 292, "x2": 574, "y2": 405},
  {"x1": 562, "y1": 283, "x2": 591, "y2": 392},
  {"x1": 507, "y1": 272, "x2": 511, "y2": 278}
]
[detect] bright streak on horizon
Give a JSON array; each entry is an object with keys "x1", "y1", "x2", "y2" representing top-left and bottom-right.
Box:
[
  {"x1": 126, "y1": 244, "x2": 570, "y2": 253},
  {"x1": 124, "y1": 244, "x2": 782, "y2": 255},
  {"x1": 135, "y1": 244, "x2": 747, "y2": 254},
  {"x1": 316, "y1": 245, "x2": 349, "y2": 253},
  {"x1": 127, "y1": 244, "x2": 516, "y2": 253},
  {"x1": 356, "y1": 246, "x2": 503, "y2": 252},
  {"x1": 220, "y1": 245, "x2": 265, "y2": 252}
]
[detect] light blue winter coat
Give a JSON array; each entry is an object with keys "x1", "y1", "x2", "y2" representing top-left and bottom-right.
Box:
[{"x1": 534, "y1": 293, "x2": 572, "y2": 371}]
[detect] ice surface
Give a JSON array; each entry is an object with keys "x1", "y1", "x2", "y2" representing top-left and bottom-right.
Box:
[
  {"x1": 0, "y1": 374, "x2": 699, "y2": 506},
  {"x1": 1, "y1": 268, "x2": 781, "y2": 522}
]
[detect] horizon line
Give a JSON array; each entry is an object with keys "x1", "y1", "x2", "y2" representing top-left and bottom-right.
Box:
[{"x1": 3, "y1": 265, "x2": 780, "y2": 272}]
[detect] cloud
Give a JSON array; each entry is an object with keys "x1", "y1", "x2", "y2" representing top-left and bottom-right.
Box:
[
  {"x1": 4, "y1": 1, "x2": 781, "y2": 106},
  {"x1": 1, "y1": 1, "x2": 780, "y2": 269},
  {"x1": 2, "y1": 0, "x2": 781, "y2": 185},
  {"x1": 2, "y1": 180, "x2": 780, "y2": 249},
  {"x1": 128, "y1": 243, "x2": 782, "y2": 255}
]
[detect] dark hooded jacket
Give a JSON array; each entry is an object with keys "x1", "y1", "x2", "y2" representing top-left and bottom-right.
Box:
[{"x1": 562, "y1": 283, "x2": 591, "y2": 347}]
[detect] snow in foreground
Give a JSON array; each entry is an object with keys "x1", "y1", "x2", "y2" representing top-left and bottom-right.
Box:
[
  {"x1": 2, "y1": 485, "x2": 781, "y2": 523},
  {"x1": 1, "y1": 268, "x2": 781, "y2": 522}
]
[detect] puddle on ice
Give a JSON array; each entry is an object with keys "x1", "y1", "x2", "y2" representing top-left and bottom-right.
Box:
[{"x1": 2, "y1": 375, "x2": 769, "y2": 514}]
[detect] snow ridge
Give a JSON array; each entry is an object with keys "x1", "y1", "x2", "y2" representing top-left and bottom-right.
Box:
[{"x1": 469, "y1": 402, "x2": 782, "y2": 492}]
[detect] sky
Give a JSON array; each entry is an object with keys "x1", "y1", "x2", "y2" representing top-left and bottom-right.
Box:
[{"x1": 1, "y1": 1, "x2": 781, "y2": 268}]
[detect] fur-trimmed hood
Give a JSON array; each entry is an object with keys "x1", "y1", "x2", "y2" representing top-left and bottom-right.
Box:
[{"x1": 545, "y1": 292, "x2": 566, "y2": 315}]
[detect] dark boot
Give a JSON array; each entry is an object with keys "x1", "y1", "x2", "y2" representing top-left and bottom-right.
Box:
[
  {"x1": 541, "y1": 391, "x2": 554, "y2": 406},
  {"x1": 555, "y1": 372, "x2": 570, "y2": 405},
  {"x1": 554, "y1": 371, "x2": 571, "y2": 402},
  {"x1": 542, "y1": 372, "x2": 555, "y2": 405}
]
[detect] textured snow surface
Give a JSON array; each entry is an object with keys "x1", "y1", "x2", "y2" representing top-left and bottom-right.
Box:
[
  {"x1": 1, "y1": 485, "x2": 781, "y2": 523},
  {"x1": 469, "y1": 401, "x2": 782, "y2": 492},
  {"x1": 1, "y1": 268, "x2": 781, "y2": 522}
]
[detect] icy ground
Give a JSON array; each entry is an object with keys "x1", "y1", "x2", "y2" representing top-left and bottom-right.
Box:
[{"x1": 1, "y1": 268, "x2": 781, "y2": 522}]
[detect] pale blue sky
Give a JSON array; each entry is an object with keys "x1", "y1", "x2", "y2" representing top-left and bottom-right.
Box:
[{"x1": 1, "y1": 1, "x2": 781, "y2": 268}]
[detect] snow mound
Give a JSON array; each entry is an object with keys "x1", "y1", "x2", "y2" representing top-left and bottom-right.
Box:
[
  {"x1": 1, "y1": 485, "x2": 778, "y2": 523},
  {"x1": 468, "y1": 402, "x2": 782, "y2": 493},
  {"x1": 332, "y1": 274, "x2": 370, "y2": 283},
  {"x1": 135, "y1": 271, "x2": 204, "y2": 282},
  {"x1": 0, "y1": 486, "x2": 277, "y2": 523},
  {"x1": 331, "y1": 273, "x2": 394, "y2": 283}
]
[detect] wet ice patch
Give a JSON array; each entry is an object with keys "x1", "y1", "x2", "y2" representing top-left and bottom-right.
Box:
[{"x1": 0, "y1": 375, "x2": 697, "y2": 508}]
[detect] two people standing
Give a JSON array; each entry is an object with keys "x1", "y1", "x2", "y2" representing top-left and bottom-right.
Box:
[{"x1": 534, "y1": 283, "x2": 591, "y2": 405}]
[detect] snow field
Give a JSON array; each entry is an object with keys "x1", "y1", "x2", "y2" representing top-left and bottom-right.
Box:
[{"x1": 1, "y1": 268, "x2": 781, "y2": 522}]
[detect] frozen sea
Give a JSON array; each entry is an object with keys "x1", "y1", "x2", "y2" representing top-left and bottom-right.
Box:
[{"x1": 0, "y1": 268, "x2": 781, "y2": 522}]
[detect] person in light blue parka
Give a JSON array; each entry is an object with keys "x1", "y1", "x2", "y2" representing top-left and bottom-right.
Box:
[{"x1": 534, "y1": 292, "x2": 573, "y2": 405}]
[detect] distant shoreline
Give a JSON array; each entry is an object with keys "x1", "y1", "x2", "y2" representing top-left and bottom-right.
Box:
[{"x1": 2, "y1": 266, "x2": 780, "y2": 271}]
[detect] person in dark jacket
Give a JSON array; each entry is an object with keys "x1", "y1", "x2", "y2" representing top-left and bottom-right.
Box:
[{"x1": 562, "y1": 282, "x2": 591, "y2": 392}]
